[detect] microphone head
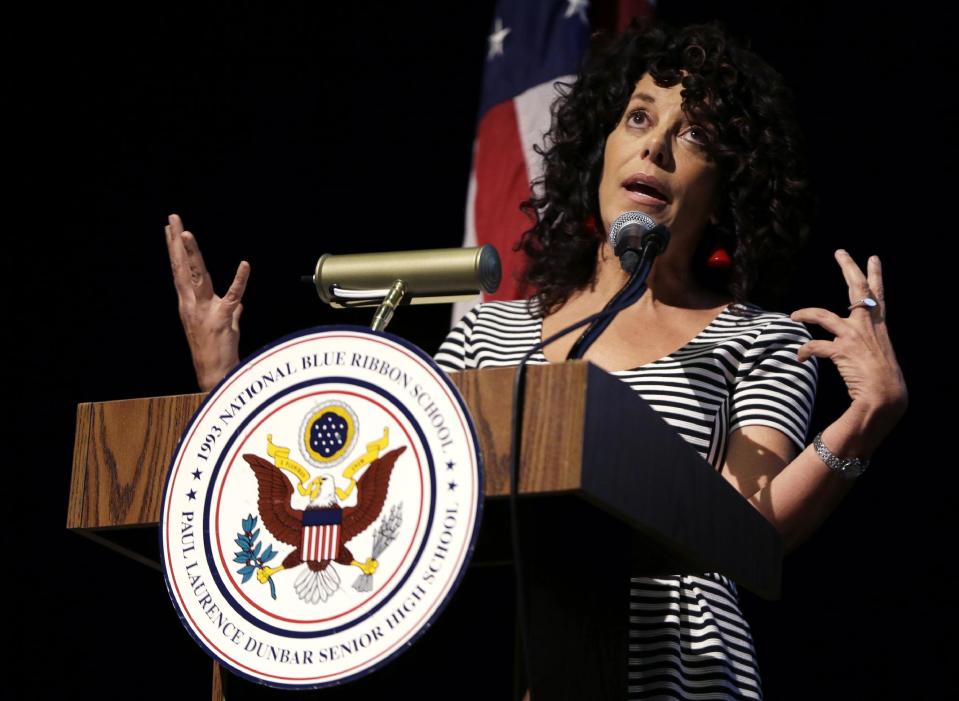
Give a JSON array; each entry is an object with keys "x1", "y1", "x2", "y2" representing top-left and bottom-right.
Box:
[{"x1": 608, "y1": 210, "x2": 655, "y2": 248}]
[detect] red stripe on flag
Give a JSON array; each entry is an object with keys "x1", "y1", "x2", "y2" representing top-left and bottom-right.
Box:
[
  {"x1": 474, "y1": 100, "x2": 533, "y2": 302},
  {"x1": 617, "y1": 0, "x2": 655, "y2": 33},
  {"x1": 304, "y1": 527, "x2": 313, "y2": 562},
  {"x1": 302, "y1": 524, "x2": 340, "y2": 562}
]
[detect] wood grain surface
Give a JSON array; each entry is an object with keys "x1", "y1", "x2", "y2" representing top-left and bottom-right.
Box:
[
  {"x1": 449, "y1": 362, "x2": 589, "y2": 495},
  {"x1": 68, "y1": 393, "x2": 206, "y2": 529},
  {"x1": 67, "y1": 364, "x2": 596, "y2": 532}
]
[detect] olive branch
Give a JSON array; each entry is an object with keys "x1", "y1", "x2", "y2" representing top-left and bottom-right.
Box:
[{"x1": 233, "y1": 514, "x2": 278, "y2": 600}]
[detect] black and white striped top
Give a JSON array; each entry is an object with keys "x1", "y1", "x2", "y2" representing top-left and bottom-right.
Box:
[{"x1": 435, "y1": 299, "x2": 818, "y2": 700}]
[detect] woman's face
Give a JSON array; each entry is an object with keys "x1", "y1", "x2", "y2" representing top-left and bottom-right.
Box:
[{"x1": 598, "y1": 73, "x2": 720, "y2": 254}]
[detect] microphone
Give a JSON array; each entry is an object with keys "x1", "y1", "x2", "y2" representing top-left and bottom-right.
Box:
[
  {"x1": 311, "y1": 245, "x2": 501, "y2": 308},
  {"x1": 565, "y1": 212, "x2": 670, "y2": 359},
  {"x1": 608, "y1": 211, "x2": 671, "y2": 273}
]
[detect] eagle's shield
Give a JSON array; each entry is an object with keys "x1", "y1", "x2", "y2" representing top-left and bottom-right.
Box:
[{"x1": 301, "y1": 508, "x2": 343, "y2": 562}]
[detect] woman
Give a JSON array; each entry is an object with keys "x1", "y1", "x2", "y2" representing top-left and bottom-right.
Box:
[
  {"x1": 432, "y1": 20, "x2": 907, "y2": 700},
  {"x1": 166, "y1": 19, "x2": 907, "y2": 699}
]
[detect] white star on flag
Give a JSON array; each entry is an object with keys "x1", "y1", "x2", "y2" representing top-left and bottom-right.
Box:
[
  {"x1": 564, "y1": 0, "x2": 589, "y2": 23},
  {"x1": 487, "y1": 17, "x2": 511, "y2": 59},
  {"x1": 454, "y1": 0, "x2": 591, "y2": 322}
]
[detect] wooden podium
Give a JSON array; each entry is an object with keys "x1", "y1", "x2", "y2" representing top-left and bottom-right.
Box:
[{"x1": 68, "y1": 361, "x2": 781, "y2": 700}]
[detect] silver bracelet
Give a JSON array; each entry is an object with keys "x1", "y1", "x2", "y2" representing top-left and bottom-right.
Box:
[{"x1": 813, "y1": 431, "x2": 869, "y2": 479}]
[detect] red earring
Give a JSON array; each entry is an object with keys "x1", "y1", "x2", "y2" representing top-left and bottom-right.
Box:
[
  {"x1": 584, "y1": 215, "x2": 599, "y2": 236},
  {"x1": 706, "y1": 244, "x2": 732, "y2": 268}
]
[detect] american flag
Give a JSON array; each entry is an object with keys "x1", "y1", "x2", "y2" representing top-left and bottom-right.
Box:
[
  {"x1": 454, "y1": 0, "x2": 655, "y2": 321},
  {"x1": 302, "y1": 508, "x2": 342, "y2": 562},
  {"x1": 454, "y1": 0, "x2": 589, "y2": 319}
]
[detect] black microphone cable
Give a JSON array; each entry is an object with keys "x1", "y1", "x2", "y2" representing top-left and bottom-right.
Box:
[{"x1": 565, "y1": 244, "x2": 653, "y2": 360}]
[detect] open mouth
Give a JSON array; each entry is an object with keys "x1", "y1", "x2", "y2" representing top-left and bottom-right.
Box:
[{"x1": 624, "y1": 181, "x2": 669, "y2": 204}]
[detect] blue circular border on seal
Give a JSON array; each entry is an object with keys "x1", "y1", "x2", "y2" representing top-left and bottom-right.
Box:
[
  {"x1": 201, "y1": 375, "x2": 438, "y2": 638},
  {"x1": 158, "y1": 324, "x2": 485, "y2": 690}
]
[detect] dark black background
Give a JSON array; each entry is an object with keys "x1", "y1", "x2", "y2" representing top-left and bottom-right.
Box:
[{"x1": 9, "y1": 1, "x2": 956, "y2": 698}]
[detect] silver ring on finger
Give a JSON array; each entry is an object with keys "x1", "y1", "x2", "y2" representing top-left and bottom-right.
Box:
[{"x1": 848, "y1": 296, "x2": 879, "y2": 312}]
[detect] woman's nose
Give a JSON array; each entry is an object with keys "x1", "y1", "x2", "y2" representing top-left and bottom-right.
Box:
[{"x1": 641, "y1": 131, "x2": 671, "y2": 167}]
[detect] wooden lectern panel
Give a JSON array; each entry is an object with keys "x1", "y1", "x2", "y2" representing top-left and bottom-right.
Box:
[
  {"x1": 67, "y1": 361, "x2": 780, "y2": 598},
  {"x1": 68, "y1": 392, "x2": 206, "y2": 529},
  {"x1": 449, "y1": 362, "x2": 589, "y2": 495},
  {"x1": 69, "y1": 361, "x2": 784, "y2": 699},
  {"x1": 66, "y1": 364, "x2": 589, "y2": 531}
]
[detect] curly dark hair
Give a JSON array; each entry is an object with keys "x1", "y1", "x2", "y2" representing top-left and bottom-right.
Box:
[{"x1": 519, "y1": 18, "x2": 814, "y2": 314}]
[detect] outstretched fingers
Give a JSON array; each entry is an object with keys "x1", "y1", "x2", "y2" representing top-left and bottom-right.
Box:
[
  {"x1": 180, "y1": 230, "x2": 215, "y2": 301},
  {"x1": 790, "y1": 307, "x2": 845, "y2": 336},
  {"x1": 791, "y1": 250, "x2": 906, "y2": 415},
  {"x1": 834, "y1": 249, "x2": 871, "y2": 306},
  {"x1": 836, "y1": 248, "x2": 887, "y2": 325},
  {"x1": 231, "y1": 302, "x2": 244, "y2": 334},
  {"x1": 790, "y1": 305, "x2": 860, "y2": 364},
  {"x1": 166, "y1": 214, "x2": 194, "y2": 299},
  {"x1": 222, "y1": 261, "x2": 251, "y2": 313},
  {"x1": 790, "y1": 307, "x2": 845, "y2": 363},
  {"x1": 866, "y1": 255, "x2": 887, "y2": 321},
  {"x1": 795, "y1": 338, "x2": 835, "y2": 364},
  {"x1": 164, "y1": 213, "x2": 248, "y2": 391}
]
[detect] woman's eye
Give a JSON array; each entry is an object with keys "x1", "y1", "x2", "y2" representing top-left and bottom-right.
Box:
[
  {"x1": 627, "y1": 109, "x2": 648, "y2": 126},
  {"x1": 685, "y1": 126, "x2": 710, "y2": 146}
]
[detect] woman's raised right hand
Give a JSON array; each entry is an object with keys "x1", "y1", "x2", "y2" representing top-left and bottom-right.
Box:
[{"x1": 165, "y1": 213, "x2": 250, "y2": 392}]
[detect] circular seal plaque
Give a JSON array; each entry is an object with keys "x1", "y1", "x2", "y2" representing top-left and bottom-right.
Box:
[{"x1": 160, "y1": 327, "x2": 483, "y2": 689}]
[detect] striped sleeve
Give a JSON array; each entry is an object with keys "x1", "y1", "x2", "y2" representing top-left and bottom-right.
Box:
[
  {"x1": 728, "y1": 316, "x2": 819, "y2": 454},
  {"x1": 434, "y1": 306, "x2": 478, "y2": 372}
]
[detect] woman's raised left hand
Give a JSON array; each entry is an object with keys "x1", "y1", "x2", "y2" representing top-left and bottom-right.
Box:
[{"x1": 790, "y1": 249, "x2": 908, "y2": 420}]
